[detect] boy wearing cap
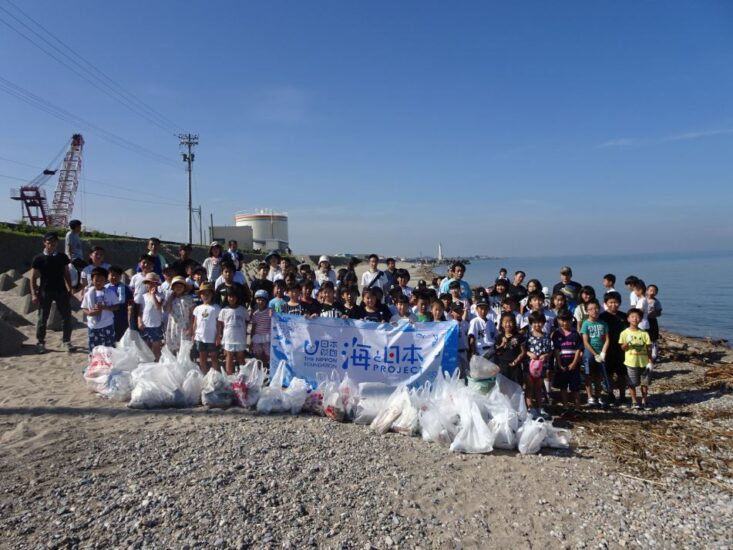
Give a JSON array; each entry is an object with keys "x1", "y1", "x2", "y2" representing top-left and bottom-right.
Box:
[
  {"x1": 138, "y1": 272, "x2": 164, "y2": 360},
  {"x1": 81, "y1": 267, "x2": 119, "y2": 351},
  {"x1": 191, "y1": 282, "x2": 221, "y2": 373},
  {"x1": 468, "y1": 297, "x2": 498, "y2": 360},
  {"x1": 31, "y1": 232, "x2": 74, "y2": 354},
  {"x1": 552, "y1": 266, "x2": 582, "y2": 313},
  {"x1": 250, "y1": 289, "x2": 271, "y2": 366}
]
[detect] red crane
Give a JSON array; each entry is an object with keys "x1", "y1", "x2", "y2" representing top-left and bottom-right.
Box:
[{"x1": 10, "y1": 134, "x2": 85, "y2": 227}]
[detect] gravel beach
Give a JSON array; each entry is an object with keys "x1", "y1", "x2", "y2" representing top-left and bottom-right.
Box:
[{"x1": 1, "y1": 273, "x2": 732, "y2": 549}]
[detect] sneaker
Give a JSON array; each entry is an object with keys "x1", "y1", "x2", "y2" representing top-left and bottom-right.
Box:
[
  {"x1": 587, "y1": 397, "x2": 597, "y2": 407},
  {"x1": 36, "y1": 342, "x2": 46, "y2": 354},
  {"x1": 539, "y1": 408, "x2": 552, "y2": 420},
  {"x1": 598, "y1": 397, "x2": 606, "y2": 407},
  {"x1": 632, "y1": 402, "x2": 642, "y2": 410},
  {"x1": 640, "y1": 400, "x2": 647, "y2": 410}
]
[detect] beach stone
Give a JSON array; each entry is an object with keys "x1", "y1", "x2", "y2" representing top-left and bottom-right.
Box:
[
  {"x1": 22, "y1": 294, "x2": 38, "y2": 315},
  {"x1": 0, "y1": 273, "x2": 13, "y2": 291},
  {"x1": 15, "y1": 277, "x2": 30, "y2": 297},
  {"x1": 4, "y1": 269, "x2": 20, "y2": 280},
  {"x1": 0, "y1": 317, "x2": 26, "y2": 356},
  {"x1": 0, "y1": 300, "x2": 32, "y2": 326}
]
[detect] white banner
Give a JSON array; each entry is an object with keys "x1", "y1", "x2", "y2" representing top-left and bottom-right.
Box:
[{"x1": 270, "y1": 314, "x2": 458, "y2": 387}]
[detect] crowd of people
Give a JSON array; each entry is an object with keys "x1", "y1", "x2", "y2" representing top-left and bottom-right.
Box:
[{"x1": 28, "y1": 220, "x2": 663, "y2": 418}]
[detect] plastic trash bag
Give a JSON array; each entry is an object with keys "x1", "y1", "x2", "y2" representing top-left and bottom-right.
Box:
[
  {"x1": 84, "y1": 347, "x2": 136, "y2": 400},
  {"x1": 284, "y1": 377, "x2": 310, "y2": 414},
  {"x1": 231, "y1": 359, "x2": 266, "y2": 408},
  {"x1": 517, "y1": 418, "x2": 547, "y2": 455},
  {"x1": 419, "y1": 396, "x2": 461, "y2": 445},
  {"x1": 466, "y1": 376, "x2": 496, "y2": 395},
  {"x1": 450, "y1": 401, "x2": 495, "y2": 454},
  {"x1": 305, "y1": 371, "x2": 340, "y2": 416},
  {"x1": 160, "y1": 345, "x2": 177, "y2": 365},
  {"x1": 128, "y1": 365, "x2": 185, "y2": 409},
  {"x1": 543, "y1": 422, "x2": 572, "y2": 449},
  {"x1": 469, "y1": 354, "x2": 500, "y2": 379},
  {"x1": 485, "y1": 373, "x2": 528, "y2": 423},
  {"x1": 488, "y1": 411, "x2": 519, "y2": 450},
  {"x1": 201, "y1": 369, "x2": 234, "y2": 408},
  {"x1": 323, "y1": 372, "x2": 360, "y2": 422},
  {"x1": 392, "y1": 387, "x2": 423, "y2": 436},
  {"x1": 256, "y1": 361, "x2": 291, "y2": 414},
  {"x1": 339, "y1": 373, "x2": 359, "y2": 419},
  {"x1": 117, "y1": 329, "x2": 155, "y2": 363},
  {"x1": 370, "y1": 385, "x2": 409, "y2": 435},
  {"x1": 354, "y1": 382, "x2": 393, "y2": 424},
  {"x1": 181, "y1": 369, "x2": 204, "y2": 407},
  {"x1": 84, "y1": 346, "x2": 115, "y2": 394}
]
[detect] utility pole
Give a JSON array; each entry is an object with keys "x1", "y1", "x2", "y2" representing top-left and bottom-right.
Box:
[{"x1": 178, "y1": 133, "x2": 199, "y2": 244}]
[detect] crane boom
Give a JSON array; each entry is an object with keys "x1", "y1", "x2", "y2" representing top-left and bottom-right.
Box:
[{"x1": 46, "y1": 134, "x2": 84, "y2": 228}]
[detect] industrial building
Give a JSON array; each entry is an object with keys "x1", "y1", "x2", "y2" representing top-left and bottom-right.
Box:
[{"x1": 211, "y1": 209, "x2": 289, "y2": 252}]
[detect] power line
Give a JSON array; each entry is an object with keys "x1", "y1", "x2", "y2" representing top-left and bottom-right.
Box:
[
  {"x1": 0, "y1": 1, "x2": 183, "y2": 135},
  {"x1": 0, "y1": 76, "x2": 181, "y2": 168},
  {"x1": 0, "y1": 158, "x2": 185, "y2": 203}
]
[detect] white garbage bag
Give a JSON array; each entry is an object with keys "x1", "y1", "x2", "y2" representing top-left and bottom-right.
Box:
[
  {"x1": 181, "y1": 369, "x2": 204, "y2": 407},
  {"x1": 517, "y1": 418, "x2": 548, "y2": 455},
  {"x1": 231, "y1": 359, "x2": 266, "y2": 408},
  {"x1": 543, "y1": 422, "x2": 572, "y2": 449},
  {"x1": 128, "y1": 364, "x2": 185, "y2": 409},
  {"x1": 354, "y1": 382, "x2": 393, "y2": 424},
  {"x1": 201, "y1": 369, "x2": 233, "y2": 409},
  {"x1": 449, "y1": 401, "x2": 495, "y2": 454},
  {"x1": 469, "y1": 354, "x2": 500, "y2": 379},
  {"x1": 256, "y1": 361, "x2": 291, "y2": 414},
  {"x1": 117, "y1": 329, "x2": 154, "y2": 363}
]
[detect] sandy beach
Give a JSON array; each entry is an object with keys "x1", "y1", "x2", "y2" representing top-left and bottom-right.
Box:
[{"x1": 1, "y1": 268, "x2": 732, "y2": 549}]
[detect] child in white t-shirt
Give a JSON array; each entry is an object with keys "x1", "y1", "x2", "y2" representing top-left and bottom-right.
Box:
[
  {"x1": 191, "y1": 283, "x2": 221, "y2": 373},
  {"x1": 137, "y1": 272, "x2": 164, "y2": 360},
  {"x1": 80, "y1": 266, "x2": 119, "y2": 351},
  {"x1": 217, "y1": 290, "x2": 249, "y2": 375},
  {"x1": 468, "y1": 299, "x2": 498, "y2": 360}
]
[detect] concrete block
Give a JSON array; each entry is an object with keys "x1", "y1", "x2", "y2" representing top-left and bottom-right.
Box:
[
  {"x1": 0, "y1": 317, "x2": 26, "y2": 356},
  {"x1": 0, "y1": 274, "x2": 13, "y2": 291},
  {"x1": 22, "y1": 294, "x2": 38, "y2": 315},
  {"x1": 4, "y1": 269, "x2": 20, "y2": 280},
  {"x1": 69, "y1": 294, "x2": 81, "y2": 312},
  {"x1": 15, "y1": 277, "x2": 30, "y2": 297},
  {"x1": 0, "y1": 300, "x2": 32, "y2": 326},
  {"x1": 48, "y1": 303, "x2": 63, "y2": 331}
]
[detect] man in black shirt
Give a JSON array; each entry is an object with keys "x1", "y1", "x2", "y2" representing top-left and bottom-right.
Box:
[
  {"x1": 171, "y1": 243, "x2": 196, "y2": 277},
  {"x1": 552, "y1": 266, "x2": 583, "y2": 311},
  {"x1": 249, "y1": 262, "x2": 274, "y2": 304},
  {"x1": 31, "y1": 232, "x2": 73, "y2": 353},
  {"x1": 509, "y1": 270, "x2": 528, "y2": 302}
]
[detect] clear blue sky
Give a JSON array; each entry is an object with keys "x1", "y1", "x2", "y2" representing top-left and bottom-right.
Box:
[{"x1": 1, "y1": 0, "x2": 731, "y2": 257}]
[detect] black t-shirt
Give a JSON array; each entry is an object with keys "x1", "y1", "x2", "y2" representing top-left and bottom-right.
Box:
[
  {"x1": 599, "y1": 310, "x2": 628, "y2": 356},
  {"x1": 300, "y1": 300, "x2": 322, "y2": 316},
  {"x1": 282, "y1": 302, "x2": 305, "y2": 316},
  {"x1": 250, "y1": 278, "x2": 274, "y2": 300},
  {"x1": 319, "y1": 303, "x2": 345, "y2": 318},
  {"x1": 31, "y1": 252, "x2": 70, "y2": 293},
  {"x1": 510, "y1": 284, "x2": 528, "y2": 302},
  {"x1": 356, "y1": 305, "x2": 390, "y2": 323},
  {"x1": 552, "y1": 281, "x2": 582, "y2": 305}
]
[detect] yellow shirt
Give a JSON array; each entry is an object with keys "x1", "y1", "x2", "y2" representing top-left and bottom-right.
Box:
[{"x1": 619, "y1": 328, "x2": 650, "y2": 368}]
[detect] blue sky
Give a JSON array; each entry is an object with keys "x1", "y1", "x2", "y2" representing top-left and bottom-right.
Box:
[{"x1": 0, "y1": 0, "x2": 731, "y2": 257}]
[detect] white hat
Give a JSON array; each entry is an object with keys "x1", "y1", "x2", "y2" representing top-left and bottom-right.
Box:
[
  {"x1": 542, "y1": 286, "x2": 550, "y2": 297},
  {"x1": 318, "y1": 255, "x2": 330, "y2": 265}
]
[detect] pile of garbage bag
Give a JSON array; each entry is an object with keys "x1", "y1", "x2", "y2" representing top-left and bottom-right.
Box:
[{"x1": 82, "y1": 330, "x2": 571, "y2": 455}]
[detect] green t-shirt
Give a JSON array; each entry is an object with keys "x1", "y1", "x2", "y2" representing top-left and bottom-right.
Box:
[
  {"x1": 618, "y1": 328, "x2": 651, "y2": 368},
  {"x1": 580, "y1": 319, "x2": 609, "y2": 353}
]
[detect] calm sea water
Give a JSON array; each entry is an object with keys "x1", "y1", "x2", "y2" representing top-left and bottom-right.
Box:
[{"x1": 436, "y1": 251, "x2": 733, "y2": 343}]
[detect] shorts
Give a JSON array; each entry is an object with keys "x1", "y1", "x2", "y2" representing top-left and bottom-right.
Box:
[
  {"x1": 141, "y1": 326, "x2": 163, "y2": 343},
  {"x1": 583, "y1": 351, "x2": 604, "y2": 377},
  {"x1": 626, "y1": 366, "x2": 651, "y2": 388},
  {"x1": 252, "y1": 342, "x2": 270, "y2": 359},
  {"x1": 88, "y1": 325, "x2": 115, "y2": 350},
  {"x1": 222, "y1": 343, "x2": 246, "y2": 353},
  {"x1": 553, "y1": 367, "x2": 582, "y2": 392},
  {"x1": 196, "y1": 340, "x2": 217, "y2": 353}
]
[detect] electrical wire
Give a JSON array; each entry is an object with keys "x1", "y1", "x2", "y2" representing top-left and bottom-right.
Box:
[
  {"x1": 0, "y1": 76, "x2": 181, "y2": 168},
  {"x1": 0, "y1": 1, "x2": 183, "y2": 136}
]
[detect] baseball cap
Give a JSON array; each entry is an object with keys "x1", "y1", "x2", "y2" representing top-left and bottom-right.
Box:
[
  {"x1": 42, "y1": 231, "x2": 58, "y2": 241},
  {"x1": 254, "y1": 289, "x2": 269, "y2": 300},
  {"x1": 450, "y1": 302, "x2": 465, "y2": 312}
]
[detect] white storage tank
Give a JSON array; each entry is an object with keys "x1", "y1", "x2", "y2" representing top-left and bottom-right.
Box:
[{"x1": 234, "y1": 209, "x2": 289, "y2": 251}]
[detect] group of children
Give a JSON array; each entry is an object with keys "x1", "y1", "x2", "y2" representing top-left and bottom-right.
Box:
[{"x1": 77, "y1": 241, "x2": 662, "y2": 415}]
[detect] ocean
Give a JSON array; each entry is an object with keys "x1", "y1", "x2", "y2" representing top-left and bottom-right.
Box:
[{"x1": 435, "y1": 251, "x2": 733, "y2": 343}]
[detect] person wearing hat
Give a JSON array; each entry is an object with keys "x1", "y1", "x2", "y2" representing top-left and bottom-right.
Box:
[
  {"x1": 64, "y1": 219, "x2": 85, "y2": 291},
  {"x1": 31, "y1": 232, "x2": 74, "y2": 354},
  {"x1": 552, "y1": 266, "x2": 583, "y2": 313},
  {"x1": 203, "y1": 241, "x2": 224, "y2": 283},
  {"x1": 137, "y1": 272, "x2": 164, "y2": 360},
  {"x1": 467, "y1": 296, "x2": 498, "y2": 363},
  {"x1": 265, "y1": 251, "x2": 282, "y2": 282},
  {"x1": 164, "y1": 276, "x2": 194, "y2": 354},
  {"x1": 316, "y1": 255, "x2": 336, "y2": 286},
  {"x1": 191, "y1": 282, "x2": 221, "y2": 373}
]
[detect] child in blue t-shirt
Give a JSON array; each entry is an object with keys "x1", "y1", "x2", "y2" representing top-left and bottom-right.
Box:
[
  {"x1": 580, "y1": 300, "x2": 610, "y2": 407},
  {"x1": 106, "y1": 266, "x2": 133, "y2": 342}
]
